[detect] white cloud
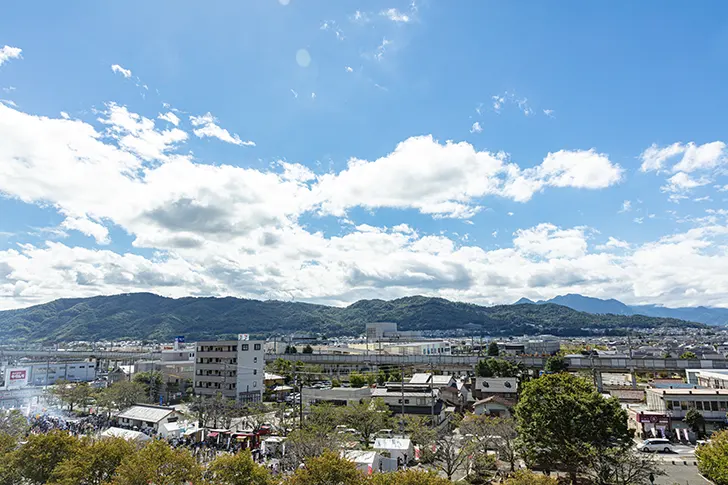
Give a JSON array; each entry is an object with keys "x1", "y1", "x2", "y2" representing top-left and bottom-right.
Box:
[
  {"x1": 374, "y1": 38, "x2": 391, "y2": 61},
  {"x1": 596, "y1": 237, "x2": 630, "y2": 250},
  {"x1": 491, "y1": 230, "x2": 498, "y2": 238},
  {"x1": 61, "y1": 215, "x2": 110, "y2": 245},
  {"x1": 469, "y1": 122, "x2": 482, "y2": 134},
  {"x1": 0, "y1": 46, "x2": 22, "y2": 67},
  {"x1": 634, "y1": 217, "x2": 644, "y2": 224},
  {"x1": 513, "y1": 223, "x2": 588, "y2": 259},
  {"x1": 189, "y1": 112, "x2": 255, "y2": 147},
  {"x1": 381, "y1": 8, "x2": 410, "y2": 22},
  {"x1": 7, "y1": 101, "x2": 727, "y2": 310},
  {"x1": 661, "y1": 172, "x2": 710, "y2": 193},
  {"x1": 60, "y1": 111, "x2": 70, "y2": 119},
  {"x1": 315, "y1": 136, "x2": 623, "y2": 218},
  {"x1": 345, "y1": 66, "x2": 353, "y2": 73},
  {"x1": 290, "y1": 89, "x2": 298, "y2": 98},
  {"x1": 492, "y1": 95, "x2": 504, "y2": 112},
  {"x1": 640, "y1": 141, "x2": 727, "y2": 173},
  {"x1": 619, "y1": 200, "x2": 632, "y2": 213},
  {"x1": 543, "y1": 109, "x2": 555, "y2": 118},
  {"x1": 111, "y1": 64, "x2": 132, "y2": 78},
  {"x1": 0, "y1": 99, "x2": 17, "y2": 107},
  {"x1": 158, "y1": 111, "x2": 180, "y2": 126},
  {"x1": 100, "y1": 103, "x2": 188, "y2": 161}
]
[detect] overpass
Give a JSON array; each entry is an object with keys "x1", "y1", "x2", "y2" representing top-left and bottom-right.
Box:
[
  {"x1": 265, "y1": 353, "x2": 726, "y2": 375},
  {"x1": 0, "y1": 349, "x2": 161, "y2": 361}
]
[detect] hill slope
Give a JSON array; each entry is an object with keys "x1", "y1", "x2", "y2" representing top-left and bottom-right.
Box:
[
  {"x1": 0, "y1": 293, "x2": 705, "y2": 344},
  {"x1": 519, "y1": 293, "x2": 728, "y2": 325}
]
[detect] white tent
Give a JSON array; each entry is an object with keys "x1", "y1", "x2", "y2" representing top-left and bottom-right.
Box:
[
  {"x1": 101, "y1": 427, "x2": 151, "y2": 442},
  {"x1": 373, "y1": 438, "x2": 413, "y2": 465}
]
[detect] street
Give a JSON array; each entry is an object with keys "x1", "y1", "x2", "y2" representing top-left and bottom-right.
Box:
[{"x1": 654, "y1": 464, "x2": 710, "y2": 485}]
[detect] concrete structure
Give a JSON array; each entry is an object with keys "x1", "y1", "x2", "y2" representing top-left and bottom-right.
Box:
[
  {"x1": 646, "y1": 387, "x2": 728, "y2": 431},
  {"x1": 194, "y1": 338, "x2": 264, "y2": 402},
  {"x1": 4, "y1": 360, "x2": 99, "y2": 387},
  {"x1": 303, "y1": 386, "x2": 372, "y2": 406},
  {"x1": 686, "y1": 369, "x2": 728, "y2": 388},
  {"x1": 371, "y1": 382, "x2": 442, "y2": 422},
  {"x1": 365, "y1": 322, "x2": 422, "y2": 342},
  {"x1": 116, "y1": 404, "x2": 182, "y2": 432},
  {"x1": 497, "y1": 338, "x2": 561, "y2": 356}
]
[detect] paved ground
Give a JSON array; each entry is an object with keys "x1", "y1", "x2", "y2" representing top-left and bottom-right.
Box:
[{"x1": 654, "y1": 464, "x2": 710, "y2": 484}]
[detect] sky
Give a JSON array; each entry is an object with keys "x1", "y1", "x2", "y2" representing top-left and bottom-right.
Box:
[{"x1": 1, "y1": 1, "x2": 728, "y2": 311}]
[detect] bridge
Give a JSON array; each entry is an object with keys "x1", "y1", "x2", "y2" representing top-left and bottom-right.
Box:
[
  {"x1": 0, "y1": 349, "x2": 161, "y2": 361},
  {"x1": 266, "y1": 352, "x2": 725, "y2": 375}
]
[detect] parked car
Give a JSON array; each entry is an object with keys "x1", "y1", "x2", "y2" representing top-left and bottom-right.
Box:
[{"x1": 637, "y1": 438, "x2": 674, "y2": 453}]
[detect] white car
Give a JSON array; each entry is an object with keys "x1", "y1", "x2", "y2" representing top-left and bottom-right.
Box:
[{"x1": 637, "y1": 438, "x2": 673, "y2": 453}]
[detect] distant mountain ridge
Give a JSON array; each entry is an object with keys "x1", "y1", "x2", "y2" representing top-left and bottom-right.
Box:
[
  {"x1": 0, "y1": 293, "x2": 705, "y2": 344},
  {"x1": 516, "y1": 293, "x2": 728, "y2": 326}
]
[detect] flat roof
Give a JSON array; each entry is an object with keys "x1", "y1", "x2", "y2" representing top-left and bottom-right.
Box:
[
  {"x1": 648, "y1": 388, "x2": 728, "y2": 396},
  {"x1": 117, "y1": 404, "x2": 176, "y2": 423}
]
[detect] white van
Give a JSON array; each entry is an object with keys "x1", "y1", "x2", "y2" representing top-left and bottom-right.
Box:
[{"x1": 637, "y1": 438, "x2": 673, "y2": 453}]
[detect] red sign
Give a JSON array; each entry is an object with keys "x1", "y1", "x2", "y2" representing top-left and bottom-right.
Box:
[{"x1": 9, "y1": 370, "x2": 27, "y2": 381}]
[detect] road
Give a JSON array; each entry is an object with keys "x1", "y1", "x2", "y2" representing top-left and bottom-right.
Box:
[{"x1": 654, "y1": 464, "x2": 710, "y2": 484}]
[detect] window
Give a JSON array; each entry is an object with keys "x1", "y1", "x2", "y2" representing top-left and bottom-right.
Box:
[
  {"x1": 696, "y1": 401, "x2": 704, "y2": 411},
  {"x1": 666, "y1": 400, "x2": 673, "y2": 410},
  {"x1": 253, "y1": 369, "x2": 257, "y2": 375},
  {"x1": 254, "y1": 357, "x2": 258, "y2": 363},
  {"x1": 712, "y1": 401, "x2": 719, "y2": 411},
  {"x1": 254, "y1": 344, "x2": 261, "y2": 351},
  {"x1": 242, "y1": 344, "x2": 249, "y2": 351}
]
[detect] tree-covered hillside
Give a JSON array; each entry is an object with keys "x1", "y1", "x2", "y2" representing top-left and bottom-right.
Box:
[{"x1": 0, "y1": 293, "x2": 704, "y2": 343}]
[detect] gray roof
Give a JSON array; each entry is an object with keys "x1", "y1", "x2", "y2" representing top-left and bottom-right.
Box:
[{"x1": 117, "y1": 405, "x2": 176, "y2": 423}]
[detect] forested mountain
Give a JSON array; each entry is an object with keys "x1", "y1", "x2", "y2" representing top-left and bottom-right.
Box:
[
  {"x1": 0, "y1": 293, "x2": 705, "y2": 343},
  {"x1": 518, "y1": 293, "x2": 728, "y2": 325}
]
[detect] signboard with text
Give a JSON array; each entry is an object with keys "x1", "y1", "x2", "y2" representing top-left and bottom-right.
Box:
[{"x1": 5, "y1": 367, "x2": 30, "y2": 388}]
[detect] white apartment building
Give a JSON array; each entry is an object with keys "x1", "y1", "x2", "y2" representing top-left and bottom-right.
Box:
[
  {"x1": 194, "y1": 337, "x2": 264, "y2": 403},
  {"x1": 646, "y1": 387, "x2": 728, "y2": 429}
]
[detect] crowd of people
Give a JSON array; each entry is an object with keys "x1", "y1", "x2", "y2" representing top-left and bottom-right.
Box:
[{"x1": 27, "y1": 412, "x2": 112, "y2": 436}]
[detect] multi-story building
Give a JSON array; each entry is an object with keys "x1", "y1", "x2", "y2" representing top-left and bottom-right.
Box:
[
  {"x1": 645, "y1": 387, "x2": 728, "y2": 432},
  {"x1": 194, "y1": 337, "x2": 264, "y2": 403}
]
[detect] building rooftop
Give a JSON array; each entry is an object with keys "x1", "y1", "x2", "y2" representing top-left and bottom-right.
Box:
[
  {"x1": 117, "y1": 404, "x2": 177, "y2": 423},
  {"x1": 648, "y1": 388, "x2": 728, "y2": 396},
  {"x1": 373, "y1": 438, "x2": 412, "y2": 450}
]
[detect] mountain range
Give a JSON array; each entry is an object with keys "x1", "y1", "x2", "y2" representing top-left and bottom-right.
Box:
[
  {"x1": 0, "y1": 293, "x2": 706, "y2": 344},
  {"x1": 515, "y1": 294, "x2": 728, "y2": 326}
]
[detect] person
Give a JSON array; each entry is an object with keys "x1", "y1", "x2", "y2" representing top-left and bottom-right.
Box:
[{"x1": 649, "y1": 472, "x2": 655, "y2": 484}]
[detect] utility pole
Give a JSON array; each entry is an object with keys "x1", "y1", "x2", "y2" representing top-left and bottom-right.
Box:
[
  {"x1": 399, "y1": 364, "x2": 405, "y2": 435},
  {"x1": 429, "y1": 362, "x2": 435, "y2": 425}
]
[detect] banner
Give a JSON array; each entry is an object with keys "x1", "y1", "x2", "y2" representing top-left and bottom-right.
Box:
[
  {"x1": 238, "y1": 334, "x2": 249, "y2": 341},
  {"x1": 5, "y1": 367, "x2": 30, "y2": 388}
]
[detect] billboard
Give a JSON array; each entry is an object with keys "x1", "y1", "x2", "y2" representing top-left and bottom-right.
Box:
[
  {"x1": 5, "y1": 367, "x2": 30, "y2": 388},
  {"x1": 238, "y1": 334, "x2": 249, "y2": 341}
]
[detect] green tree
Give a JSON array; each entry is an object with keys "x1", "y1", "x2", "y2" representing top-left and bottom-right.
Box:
[
  {"x1": 50, "y1": 436, "x2": 137, "y2": 485},
  {"x1": 0, "y1": 433, "x2": 19, "y2": 485},
  {"x1": 503, "y1": 470, "x2": 558, "y2": 485},
  {"x1": 465, "y1": 454, "x2": 497, "y2": 485},
  {"x1": 371, "y1": 469, "x2": 452, "y2": 485},
  {"x1": 376, "y1": 370, "x2": 387, "y2": 385},
  {"x1": 387, "y1": 369, "x2": 402, "y2": 383},
  {"x1": 105, "y1": 380, "x2": 147, "y2": 411},
  {"x1": 685, "y1": 408, "x2": 706, "y2": 438},
  {"x1": 349, "y1": 372, "x2": 367, "y2": 388},
  {"x1": 206, "y1": 450, "x2": 275, "y2": 485},
  {"x1": 515, "y1": 373, "x2": 633, "y2": 484},
  {"x1": 680, "y1": 351, "x2": 697, "y2": 359},
  {"x1": 544, "y1": 355, "x2": 568, "y2": 373},
  {"x1": 111, "y1": 439, "x2": 202, "y2": 485},
  {"x1": 302, "y1": 345, "x2": 314, "y2": 354},
  {"x1": 132, "y1": 371, "x2": 164, "y2": 401},
  {"x1": 285, "y1": 345, "x2": 298, "y2": 354},
  {"x1": 0, "y1": 409, "x2": 28, "y2": 437},
  {"x1": 289, "y1": 451, "x2": 366, "y2": 485},
  {"x1": 343, "y1": 398, "x2": 392, "y2": 444},
  {"x1": 51, "y1": 380, "x2": 93, "y2": 412},
  {"x1": 487, "y1": 341, "x2": 500, "y2": 356},
  {"x1": 697, "y1": 429, "x2": 728, "y2": 485},
  {"x1": 433, "y1": 432, "x2": 470, "y2": 480},
  {"x1": 12, "y1": 430, "x2": 81, "y2": 485},
  {"x1": 475, "y1": 358, "x2": 522, "y2": 378}
]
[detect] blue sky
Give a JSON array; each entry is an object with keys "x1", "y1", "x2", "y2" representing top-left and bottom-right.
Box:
[{"x1": 1, "y1": 1, "x2": 727, "y2": 310}]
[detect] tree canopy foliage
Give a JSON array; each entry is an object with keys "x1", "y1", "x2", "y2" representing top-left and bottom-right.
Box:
[
  {"x1": 515, "y1": 373, "x2": 633, "y2": 484},
  {"x1": 697, "y1": 429, "x2": 728, "y2": 484}
]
